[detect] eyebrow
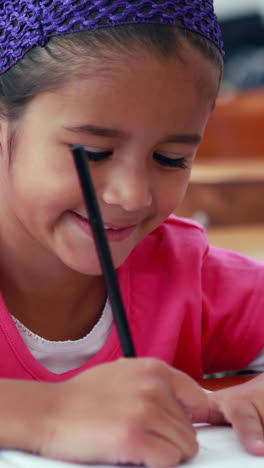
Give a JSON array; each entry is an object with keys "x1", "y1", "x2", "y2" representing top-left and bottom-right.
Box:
[{"x1": 64, "y1": 124, "x2": 202, "y2": 145}]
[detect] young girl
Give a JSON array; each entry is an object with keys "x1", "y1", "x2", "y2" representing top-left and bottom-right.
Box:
[{"x1": 0, "y1": 0, "x2": 264, "y2": 466}]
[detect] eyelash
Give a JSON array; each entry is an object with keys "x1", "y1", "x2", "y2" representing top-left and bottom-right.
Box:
[
  {"x1": 79, "y1": 149, "x2": 188, "y2": 169},
  {"x1": 84, "y1": 150, "x2": 112, "y2": 161},
  {"x1": 153, "y1": 152, "x2": 188, "y2": 169}
]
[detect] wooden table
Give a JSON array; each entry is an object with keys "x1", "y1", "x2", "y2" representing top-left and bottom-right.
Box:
[
  {"x1": 196, "y1": 89, "x2": 264, "y2": 159},
  {"x1": 199, "y1": 374, "x2": 259, "y2": 391},
  {"x1": 176, "y1": 160, "x2": 264, "y2": 226},
  {"x1": 207, "y1": 224, "x2": 264, "y2": 261}
]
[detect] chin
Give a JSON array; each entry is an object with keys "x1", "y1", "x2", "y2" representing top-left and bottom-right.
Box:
[{"x1": 59, "y1": 251, "x2": 129, "y2": 276}]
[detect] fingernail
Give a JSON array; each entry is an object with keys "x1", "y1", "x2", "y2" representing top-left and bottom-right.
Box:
[
  {"x1": 249, "y1": 439, "x2": 264, "y2": 455},
  {"x1": 254, "y1": 440, "x2": 264, "y2": 447}
]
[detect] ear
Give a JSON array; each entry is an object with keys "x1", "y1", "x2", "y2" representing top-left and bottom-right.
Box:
[
  {"x1": 0, "y1": 115, "x2": 6, "y2": 147},
  {"x1": 0, "y1": 103, "x2": 8, "y2": 135},
  {"x1": 0, "y1": 116, "x2": 4, "y2": 152},
  {"x1": 0, "y1": 113, "x2": 11, "y2": 160}
]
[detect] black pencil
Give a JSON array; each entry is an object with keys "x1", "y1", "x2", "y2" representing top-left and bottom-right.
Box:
[{"x1": 72, "y1": 145, "x2": 136, "y2": 358}]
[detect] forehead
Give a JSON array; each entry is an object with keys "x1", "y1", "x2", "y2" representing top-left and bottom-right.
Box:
[{"x1": 24, "y1": 47, "x2": 219, "y2": 141}]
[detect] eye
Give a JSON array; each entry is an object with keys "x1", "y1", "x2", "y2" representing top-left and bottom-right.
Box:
[
  {"x1": 153, "y1": 152, "x2": 189, "y2": 169},
  {"x1": 84, "y1": 150, "x2": 112, "y2": 162}
]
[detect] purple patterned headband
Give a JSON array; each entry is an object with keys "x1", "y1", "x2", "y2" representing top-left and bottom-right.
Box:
[{"x1": 0, "y1": 0, "x2": 224, "y2": 74}]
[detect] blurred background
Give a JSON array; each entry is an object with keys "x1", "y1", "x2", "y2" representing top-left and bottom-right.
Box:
[{"x1": 175, "y1": 0, "x2": 264, "y2": 261}]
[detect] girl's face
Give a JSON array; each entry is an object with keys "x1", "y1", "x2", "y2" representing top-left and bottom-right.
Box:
[{"x1": 0, "y1": 46, "x2": 219, "y2": 275}]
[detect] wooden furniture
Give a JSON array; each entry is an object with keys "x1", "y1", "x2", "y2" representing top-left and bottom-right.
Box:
[
  {"x1": 207, "y1": 224, "x2": 264, "y2": 261},
  {"x1": 176, "y1": 161, "x2": 264, "y2": 226},
  {"x1": 196, "y1": 88, "x2": 264, "y2": 160},
  {"x1": 199, "y1": 374, "x2": 259, "y2": 391},
  {"x1": 176, "y1": 87, "x2": 264, "y2": 227}
]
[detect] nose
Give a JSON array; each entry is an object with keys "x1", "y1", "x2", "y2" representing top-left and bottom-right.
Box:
[{"x1": 101, "y1": 159, "x2": 152, "y2": 212}]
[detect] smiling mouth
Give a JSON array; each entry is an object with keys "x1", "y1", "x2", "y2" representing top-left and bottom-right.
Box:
[
  {"x1": 72, "y1": 212, "x2": 138, "y2": 242},
  {"x1": 76, "y1": 213, "x2": 137, "y2": 231}
]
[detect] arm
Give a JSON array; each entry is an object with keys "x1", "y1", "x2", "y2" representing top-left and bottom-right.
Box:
[
  {"x1": 0, "y1": 359, "x2": 208, "y2": 466},
  {"x1": 0, "y1": 379, "x2": 53, "y2": 452}
]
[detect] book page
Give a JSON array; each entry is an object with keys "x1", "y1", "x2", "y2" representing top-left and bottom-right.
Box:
[{"x1": 0, "y1": 424, "x2": 263, "y2": 467}]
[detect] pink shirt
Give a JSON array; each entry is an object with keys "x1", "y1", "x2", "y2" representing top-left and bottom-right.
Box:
[{"x1": 0, "y1": 215, "x2": 263, "y2": 382}]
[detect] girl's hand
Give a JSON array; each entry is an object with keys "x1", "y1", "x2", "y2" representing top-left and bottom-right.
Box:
[
  {"x1": 206, "y1": 373, "x2": 264, "y2": 456},
  {"x1": 38, "y1": 358, "x2": 207, "y2": 467}
]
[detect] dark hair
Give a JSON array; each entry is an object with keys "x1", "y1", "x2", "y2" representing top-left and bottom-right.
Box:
[{"x1": 0, "y1": 24, "x2": 223, "y2": 120}]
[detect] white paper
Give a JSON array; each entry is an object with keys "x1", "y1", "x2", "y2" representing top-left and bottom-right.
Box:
[{"x1": 0, "y1": 425, "x2": 263, "y2": 468}]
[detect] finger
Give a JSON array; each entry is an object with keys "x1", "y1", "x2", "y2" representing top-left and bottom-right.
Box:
[
  {"x1": 119, "y1": 428, "x2": 198, "y2": 468},
  {"x1": 139, "y1": 359, "x2": 208, "y2": 415},
  {"x1": 136, "y1": 371, "x2": 198, "y2": 430},
  {"x1": 229, "y1": 401, "x2": 264, "y2": 456},
  {"x1": 143, "y1": 431, "x2": 197, "y2": 468},
  {"x1": 142, "y1": 401, "x2": 198, "y2": 461},
  {"x1": 200, "y1": 391, "x2": 230, "y2": 425},
  {"x1": 128, "y1": 359, "x2": 208, "y2": 423},
  {"x1": 150, "y1": 363, "x2": 209, "y2": 424},
  {"x1": 167, "y1": 368, "x2": 209, "y2": 420}
]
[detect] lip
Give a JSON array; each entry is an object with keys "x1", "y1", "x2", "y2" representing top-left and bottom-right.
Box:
[{"x1": 71, "y1": 212, "x2": 138, "y2": 242}]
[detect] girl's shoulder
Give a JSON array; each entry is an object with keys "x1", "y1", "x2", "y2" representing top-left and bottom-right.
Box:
[
  {"x1": 157, "y1": 214, "x2": 207, "y2": 237},
  {"x1": 141, "y1": 214, "x2": 208, "y2": 256},
  {"x1": 128, "y1": 214, "x2": 264, "y2": 272},
  {"x1": 126, "y1": 215, "x2": 209, "y2": 271}
]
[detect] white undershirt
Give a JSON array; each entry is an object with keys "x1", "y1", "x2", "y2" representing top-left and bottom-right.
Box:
[
  {"x1": 12, "y1": 299, "x2": 113, "y2": 374},
  {"x1": 12, "y1": 299, "x2": 264, "y2": 375}
]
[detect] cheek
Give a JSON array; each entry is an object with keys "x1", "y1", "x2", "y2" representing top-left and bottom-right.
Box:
[
  {"x1": 7, "y1": 150, "x2": 80, "y2": 224},
  {"x1": 154, "y1": 171, "x2": 191, "y2": 217}
]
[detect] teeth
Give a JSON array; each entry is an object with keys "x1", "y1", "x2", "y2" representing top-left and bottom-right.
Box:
[
  {"x1": 78, "y1": 214, "x2": 89, "y2": 221},
  {"x1": 104, "y1": 225, "x2": 120, "y2": 231},
  {"x1": 78, "y1": 213, "x2": 120, "y2": 231},
  {"x1": 76, "y1": 214, "x2": 121, "y2": 230}
]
